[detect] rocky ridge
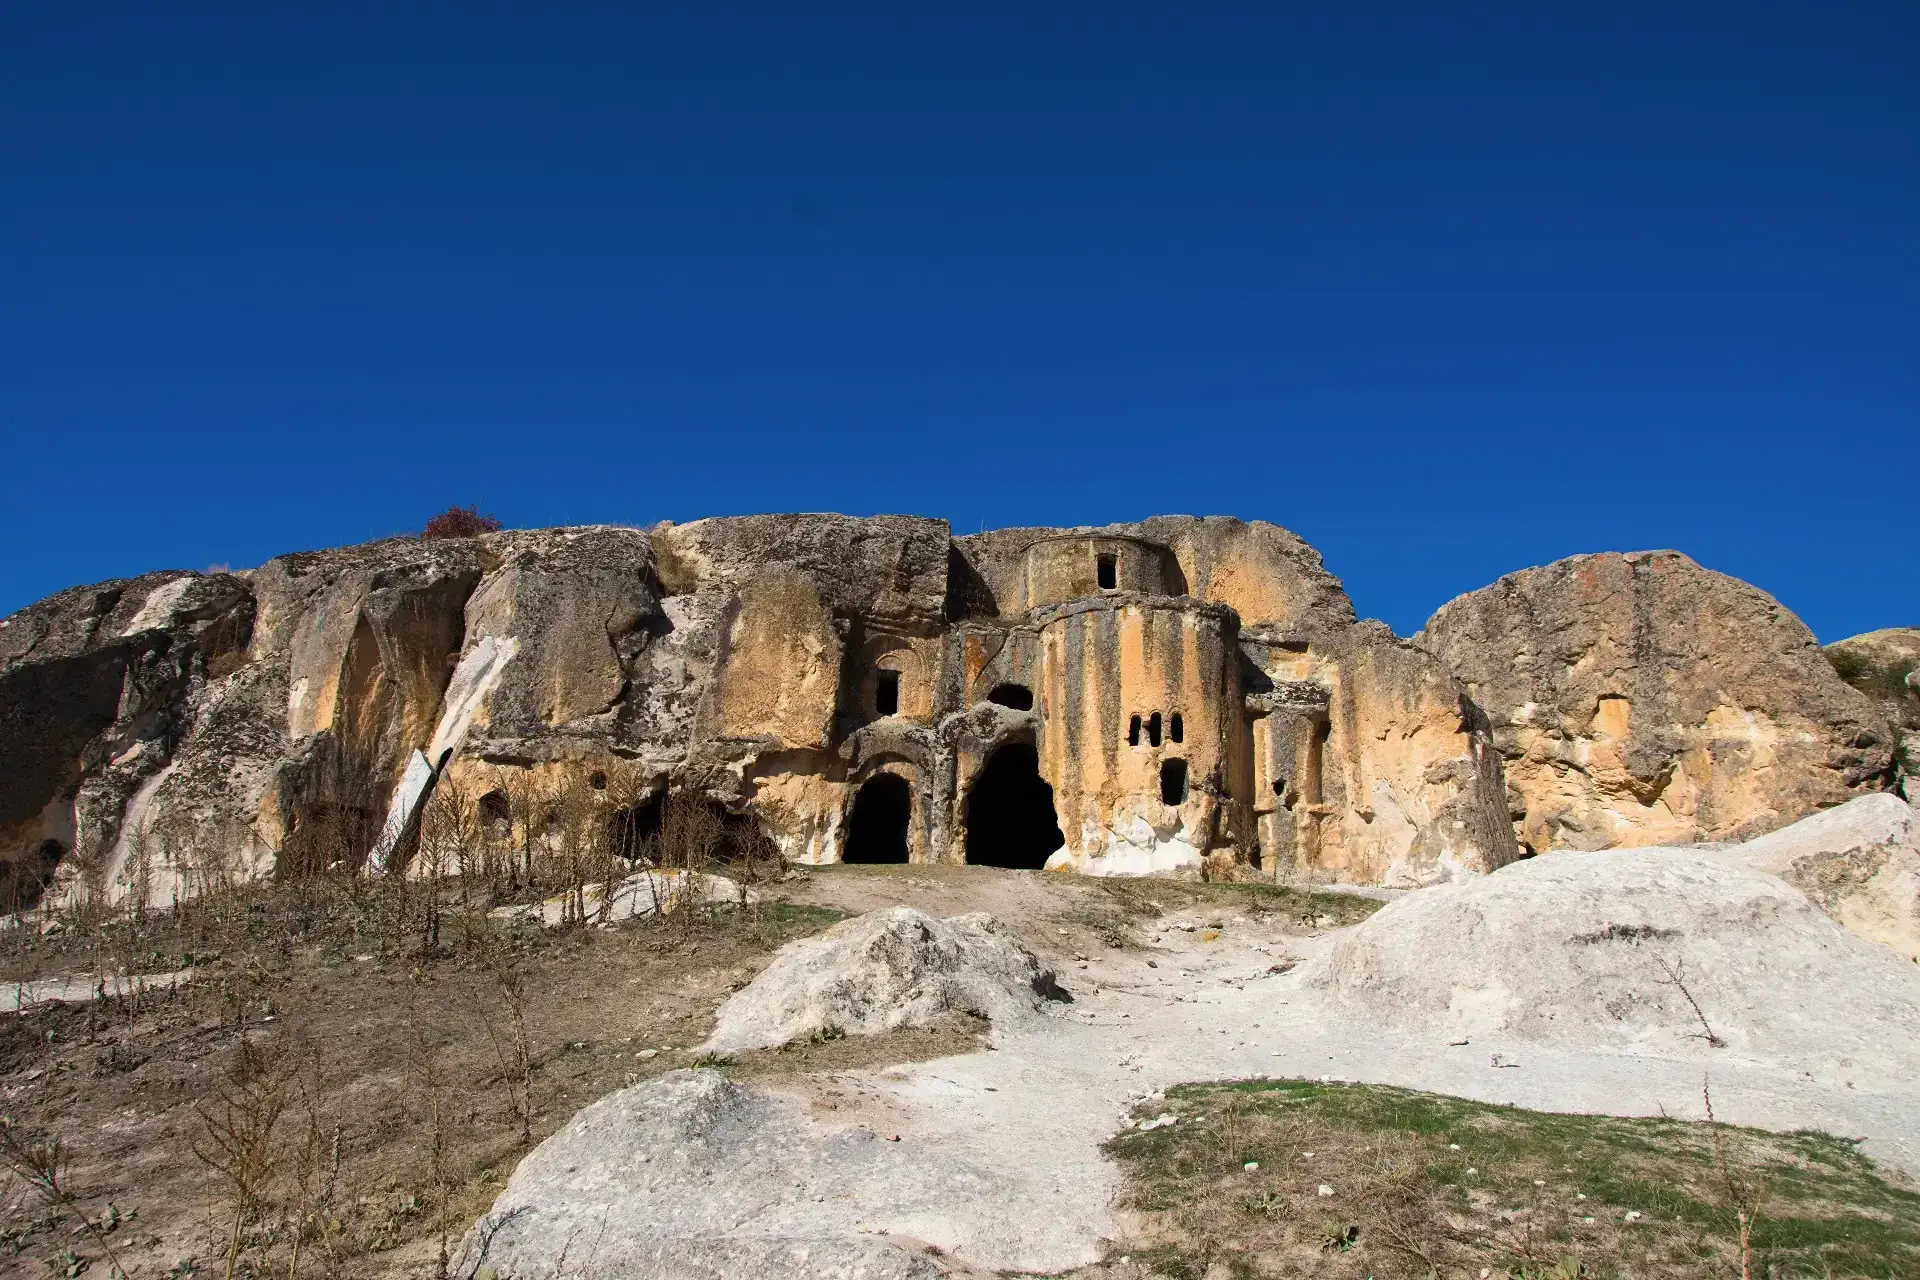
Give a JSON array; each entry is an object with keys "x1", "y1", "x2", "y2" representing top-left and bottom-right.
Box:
[{"x1": 0, "y1": 521, "x2": 1901, "y2": 904}]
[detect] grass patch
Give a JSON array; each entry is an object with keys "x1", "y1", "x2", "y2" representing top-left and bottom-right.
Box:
[
  {"x1": 1070, "y1": 879, "x2": 1383, "y2": 947},
  {"x1": 1106, "y1": 1078, "x2": 1920, "y2": 1278}
]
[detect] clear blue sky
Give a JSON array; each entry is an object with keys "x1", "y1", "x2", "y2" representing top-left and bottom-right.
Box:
[{"x1": 3, "y1": 4, "x2": 1913, "y2": 640}]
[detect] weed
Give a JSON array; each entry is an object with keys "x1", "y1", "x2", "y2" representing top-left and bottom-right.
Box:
[{"x1": 1105, "y1": 1078, "x2": 1920, "y2": 1278}]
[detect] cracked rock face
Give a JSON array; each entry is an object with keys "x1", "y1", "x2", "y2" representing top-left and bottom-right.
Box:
[
  {"x1": 1825, "y1": 627, "x2": 1920, "y2": 801},
  {"x1": 6, "y1": 518, "x2": 1903, "y2": 905},
  {"x1": 703, "y1": 906, "x2": 1066, "y2": 1053},
  {"x1": 1420, "y1": 550, "x2": 1894, "y2": 852}
]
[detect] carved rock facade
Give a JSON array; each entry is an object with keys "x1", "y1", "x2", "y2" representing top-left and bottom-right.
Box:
[{"x1": 1, "y1": 515, "x2": 1526, "y2": 902}]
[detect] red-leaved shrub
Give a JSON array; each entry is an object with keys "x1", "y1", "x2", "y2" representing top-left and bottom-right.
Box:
[{"x1": 422, "y1": 505, "x2": 503, "y2": 539}]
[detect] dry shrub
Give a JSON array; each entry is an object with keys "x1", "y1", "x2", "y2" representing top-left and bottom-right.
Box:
[{"x1": 421, "y1": 506, "x2": 503, "y2": 539}]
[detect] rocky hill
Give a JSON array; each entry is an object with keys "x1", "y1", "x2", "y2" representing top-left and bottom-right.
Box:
[{"x1": 0, "y1": 518, "x2": 1900, "y2": 907}]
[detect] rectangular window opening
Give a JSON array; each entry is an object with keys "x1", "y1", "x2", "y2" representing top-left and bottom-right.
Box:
[
  {"x1": 1169, "y1": 712, "x2": 1183, "y2": 743},
  {"x1": 1147, "y1": 712, "x2": 1162, "y2": 747},
  {"x1": 1160, "y1": 758, "x2": 1188, "y2": 805},
  {"x1": 1127, "y1": 713, "x2": 1142, "y2": 746},
  {"x1": 1096, "y1": 553, "x2": 1117, "y2": 590},
  {"x1": 875, "y1": 670, "x2": 900, "y2": 716}
]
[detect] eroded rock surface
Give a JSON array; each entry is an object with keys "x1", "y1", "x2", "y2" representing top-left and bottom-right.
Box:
[
  {"x1": 1420, "y1": 550, "x2": 1893, "y2": 852},
  {"x1": 458, "y1": 1070, "x2": 951, "y2": 1280},
  {"x1": 1697, "y1": 792, "x2": 1920, "y2": 962},
  {"x1": 1303, "y1": 844, "x2": 1920, "y2": 1075},
  {"x1": 24, "y1": 521, "x2": 1900, "y2": 905},
  {"x1": 705, "y1": 907, "x2": 1065, "y2": 1053},
  {"x1": 1827, "y1": 627, "x2": 1920, "y2": 800}
]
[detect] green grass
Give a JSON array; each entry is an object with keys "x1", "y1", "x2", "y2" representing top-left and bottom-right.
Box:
[
  {"x1": 1105, "y1": 1078, "x2": 1920, "y2": 1278},
  {"x1": 1067, "y1": 877, "x2": 1383, "y2": 948}
]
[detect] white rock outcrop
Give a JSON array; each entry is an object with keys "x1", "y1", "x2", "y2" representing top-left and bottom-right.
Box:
[
  {"x1": 704, "y1": 907, "x2": 1066, "y2": 1053},
  {"x1": 486, "y1": 869, "x2": 750, "y2": 929},
  {"x1": 1695, "y1": 792, "x2": 1920, "y2": 962},
  {"x1": 457, "y1": 1070, "x2": 950, "y2": 1280},
  {"x1": 1302, "y1": 846, "x2": 1920, "y2": 1079}
]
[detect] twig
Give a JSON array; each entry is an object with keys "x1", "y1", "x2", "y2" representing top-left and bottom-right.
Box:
[
  {"x1": 1703, "y1": 1077, "x2": 1774, "y2": 1280},
  {"x1": 1654, "y1": 956, "x2": 1725, "y2": 1047},
  {"x1": 0, "y1": 1117, "x2": 136, "y2": 1280}
]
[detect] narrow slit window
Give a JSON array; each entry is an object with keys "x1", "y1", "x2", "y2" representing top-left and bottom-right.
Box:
[
  {"x1": 875, "y1": 670, "x2": 900, "y2": 716},
  {"x1": 1147, "y1": 712, "x2": 1162, "y2": 747},
  {"x1": 1127, "y1": 714, "x2": 1142, "y2": 746},
  {"x1": 1160, "y1": 758, "x2": 1188, "y2": 805},
  {"x1": 1096, "y1": 552, "x2": 1117, "y2": 590},
  {"x1": 1169, "y1": 713, "x2": 1183, "y2": 743}
]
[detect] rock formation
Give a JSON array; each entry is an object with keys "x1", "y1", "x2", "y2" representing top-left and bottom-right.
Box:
[
  {"x1": 1826, "y1": 627, "x2": 1920, "y2": 799},
  {"x1": 1420, "y1": 550, "x2": 1894, "y2": 852},
  {"x1": 704, "y1": 906, "x2": 1066, "y2": 1053},
  {"x1": 1, "y1": 514, "x2": 1529, "y2": 902},
  {"x1": 1303, "y1": 843, "x2": 1920, "y2": 1076},
  {"x1": 25, "y1": 524, "x2": 1910, "y2": 903},
  {"x1": 1696, "y1": 792, "x2": 1920, "y2": 962}
]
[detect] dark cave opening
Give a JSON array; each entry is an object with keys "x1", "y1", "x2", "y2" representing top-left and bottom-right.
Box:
[
  {"x1": 843, "y1": 773, "x2": 911, "y2": 864},
  {"x1": 987, "y1": 683, "x2": 1034, "y2": 711},
  {"x1": 964, "y1": 743, "x2": 1065, "y2": 870}
]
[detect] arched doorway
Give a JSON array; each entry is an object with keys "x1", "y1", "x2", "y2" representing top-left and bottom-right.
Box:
[
  {"x1": 843, "y1": 773, "x2": 911, "y2": 864},
  {"x1": 964, "y1": 743, "x2": 1065, "y2": 869}
]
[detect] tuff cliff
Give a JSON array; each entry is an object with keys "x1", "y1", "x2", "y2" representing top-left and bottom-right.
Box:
[
  {"x1": 1, "y1": 521, "x2": 1896, "y2": 905},
  {"x1": 1419, "y1": 550, "x2": 1894, "y2": 852},
  {"x1": 0, "y1": 515, "x2": 1525, "y2": 904}
]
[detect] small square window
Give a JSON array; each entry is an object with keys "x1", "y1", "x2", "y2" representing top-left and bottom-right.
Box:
[
  {"x1": 875, "y1": 670, "x2": 900, "y2": 716},
  {"x1": 1096, "y1": 553, "x2": 1117, "y2": 590}
]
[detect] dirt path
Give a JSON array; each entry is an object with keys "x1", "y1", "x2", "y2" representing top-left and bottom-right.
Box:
[{"x1": 733, "y1": 870, "x2": 1920, "y2": 1273}]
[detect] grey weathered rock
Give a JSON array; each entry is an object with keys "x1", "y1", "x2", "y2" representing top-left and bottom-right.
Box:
[
  {"x1": 1303, "y1": 844, "x2": 1920, "y2": 1076},
  {"x1": 1421, "y1": 550, "x2": 1894, "y2": 852},
  {"x1": 458, "y1": 1070, "x2": 950, "y2": 1280},
  {"x1": 704, "y1": 907, "x2": 1065, "y2": 1053},
  {"x1": 0, "y1": 569, "x2": 253, "y2": 901},
  {"x1": 1826, "y1": 627, "x2": 1920, "y2": 800}
]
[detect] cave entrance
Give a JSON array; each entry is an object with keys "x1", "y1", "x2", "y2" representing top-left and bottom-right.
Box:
[
  {"x1": 844, "y1": 773, "x2": 911, "y2": 864},
  {"x1": 964, "y1": 742, "x2": 1065, "y2": 869}
]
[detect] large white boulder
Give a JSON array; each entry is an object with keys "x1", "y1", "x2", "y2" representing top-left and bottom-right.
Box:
[
  {"x1": 1695, "y1": 792, "x2": 1920, "y2": 961},
  {"x1": 1302, "y1": 847, "x2": 1920, "y2": 1080},
  {"x1": 704, "y1": 907, "x2": 1066, "y2": 1054},
  {"x1": 457, "y1": 1070, "x2": 949, "y2": 1280}
]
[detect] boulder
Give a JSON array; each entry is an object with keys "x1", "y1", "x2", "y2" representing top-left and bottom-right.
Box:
[
  {"x1": 1696, "y1": 792, "x2": 1920, "y2": 962},
  {"x1": 1826, "y1": 627, "x2": 1920, "y2": 799},
  {"x1": 1420, "y1": 550, "x2": 1894, "y2": 852},
  {"x1": 704, "y1": 907, "x2": 1066, "y2": 1053},
  {"x1": 1302, "y1": 846, "x2": 1920, "y2": 1078},
  {"x1": 458, "y1": 1070, "x2": 949, "y2": 1280}
]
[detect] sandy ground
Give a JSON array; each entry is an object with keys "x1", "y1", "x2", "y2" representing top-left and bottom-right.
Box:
[{"x1": 716, "y1": 869, "x2": 1920, "y2": 1274}]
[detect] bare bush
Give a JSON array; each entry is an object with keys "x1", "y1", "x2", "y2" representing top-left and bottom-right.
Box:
[{"x1": 421, "y1": 506, "x2": 502, "y2": 539}]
